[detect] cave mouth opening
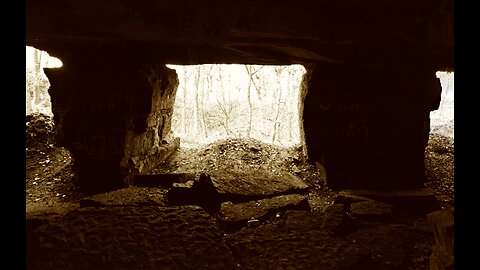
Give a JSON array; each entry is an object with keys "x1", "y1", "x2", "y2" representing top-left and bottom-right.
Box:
[
  {"x1": 431, "y1": 71, "x2": 454, "y2": 138},
  {"x1": 26, "y1": 46, "x2": 63, "y2": 117},
  {"x1": 166, "y1": 64, "x2": 307, "y2": 150}
]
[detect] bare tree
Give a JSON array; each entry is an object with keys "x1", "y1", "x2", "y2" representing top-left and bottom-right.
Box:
[
  {"x1": 245, "y1": 65, "x2": 264, "y2": 137},
  {"x1": 199, "y1": 65, "x2": 210, "y2": 139},
  {"x1": 191, "y1": 66, "x2": 200, "y2": 136},
  {"x1": 213, "y1": 99, "x2": 235, "y2": 135},
  {"x1": 182, "y1": 68, "x2": 189, "y2": 134},
  {"x1": 271, "y1": 66, "x2": 287, "y2": 144},
  {"x1": 168, "y1": 64, "x2": 304, "y2": 146}
]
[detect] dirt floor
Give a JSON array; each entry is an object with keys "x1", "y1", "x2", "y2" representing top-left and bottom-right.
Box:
[{"x1": 25, "y1": 113, "x2": 454, "y2": 270}]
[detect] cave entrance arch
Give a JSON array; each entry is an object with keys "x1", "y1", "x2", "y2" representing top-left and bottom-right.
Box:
[{"x1": 166, "y1": 64, "x2": 308, "y2": 150}]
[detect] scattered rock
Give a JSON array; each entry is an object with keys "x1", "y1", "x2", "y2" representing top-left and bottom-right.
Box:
[
  {"x1": 167, "y1": 173, "x2": 221, "y2": 212},
  {"x1": 79, "y1": 187, "x2": 168, "y2": 207},
  {"x1": 209, "y1": 170, "x2": 309, "y2": 202},
  {"x1": 26, "y1": 114, "x2": 454, "y2": 270},
  {"x1": 26, "y1": 113, "x2": 55, "y2": 149},
  {"x1": 349, "y1": 200, "x2": 395, "y2": 222},
  {"x1": 219, "y1": 194, "x2": 310, "y2": 231}
]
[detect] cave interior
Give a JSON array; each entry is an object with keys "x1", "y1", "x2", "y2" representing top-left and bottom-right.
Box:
[{"x1": 26, "y1": 0, "x2": 453, "y2": 195}]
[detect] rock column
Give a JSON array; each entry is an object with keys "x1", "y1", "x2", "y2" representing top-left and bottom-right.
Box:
[
  {"x1": 303, "y1": 64, "x2": 441, "y2": 190},
  {"x1": 45, "y1": 58, "x2": 179, "y2": 194}
]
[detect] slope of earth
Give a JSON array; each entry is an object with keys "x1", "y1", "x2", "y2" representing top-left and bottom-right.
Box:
[
  {"x1": 26, "y1": 113, "x2": 84, "y2": 215},
  {"x1": 424, "y1": 133, "x2": 454, "y2": 209}
]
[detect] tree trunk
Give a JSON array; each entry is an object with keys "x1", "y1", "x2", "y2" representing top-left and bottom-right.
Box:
[
  {"x1": 287, "y1": 69, "x2": 293, "y2": 143},
  {"x1": 272, "y1": 67, "x2": 285, "y2": 144},
  {"x1": 200, "y1": 65, "x2": 209, "y2": 139},
  {"x1": 217, "y1": 65, "x2": 232, "y2": 136},
  {"x1": 182, "y1": 68, "x2": 188, "y2": 134},
  {"x1": 245, "y1": 66, "x2": 253, "y2": 137},
  {"x1": 192, "y1": 66, "x2": 200, "y2": 136},
  {"x1": 245, "y1": 65, "x2": 264, "y2": 138}
]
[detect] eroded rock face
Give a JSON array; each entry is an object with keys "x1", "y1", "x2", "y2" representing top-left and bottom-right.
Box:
[
  {"x1": 122, "y1": 65, "x2": 180, "y2": 177},
  {"x1": 45, "y1": 62, "x2": 180, "y2": 194}
]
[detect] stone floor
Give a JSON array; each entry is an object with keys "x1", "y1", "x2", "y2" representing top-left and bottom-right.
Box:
[{"x1": 26, "y1": 181, "x2": 451, "y2": 270}]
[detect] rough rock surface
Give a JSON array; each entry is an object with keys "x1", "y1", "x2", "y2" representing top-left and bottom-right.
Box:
[
  {"x1": 284, "y1": 210, "x2": 322, "y2": 232},
  {"x1": 349, "y1": 200, "x2": 395, "y2": 222},
  {"x1": 27, "y1": 206, "x2": 237, "y2": 270},
  {"x1": 219, "y1": 194, "x2": 309, "y2": 230},
  {"x1": 225, "y1": 221, "x2": 374, "y2": 270},
  {"x1": 209, "y1": 170, "x2": 309, "y2": 201},
  {"x1": 322, "y1": 203, "x2": 349, "y2": 233},
  {"x1": 26, "y1": 113, "x2": 55, "y2": 149},
  {"x1": 121, "y1": 65, "x2": 180, "y2": 177},
  {"x1": 79, "y1": 186, "x2": 169, "y2": 207}
]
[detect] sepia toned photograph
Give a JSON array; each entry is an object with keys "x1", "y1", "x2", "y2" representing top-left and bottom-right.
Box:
[{"x1": 26, "y1": 1, "x2": 453, "y2": 269}]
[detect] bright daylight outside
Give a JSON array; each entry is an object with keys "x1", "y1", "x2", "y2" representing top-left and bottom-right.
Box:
[
  {"x1": 26, "y1": 46, "x2": 62, "y2": 116},
  {"x1": 166, "y1": 64, "x2": 306, "y2": 148}
]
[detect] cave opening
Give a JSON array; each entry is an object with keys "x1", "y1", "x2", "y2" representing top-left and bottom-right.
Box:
[
  {"x1": 166, "y1": 64, "x2": 307, "y2": 149},
  {"x1": 152, "y1": 64, "x2": 314, "y2": 187},
  {"x1": 431, "y1": 71, "x2": 454, "y2": 138},
  {"x1": 26, "y1": 46, "x2": 62, "y2": 117}
]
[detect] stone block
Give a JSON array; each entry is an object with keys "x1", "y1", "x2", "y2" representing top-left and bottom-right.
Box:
[
  {"x1": 209, "y1": 170, "x2": 309, "y2": 201},
  {"x1": 349, "y1": 200, "x2": 395, "y2": 222},
  {"x1": 219, "y1": 194, "x2": 310, "y2": 231},
  {"x1": 79, "y1": 186, "x2": 168, "y2": 207},
  {"x1": 167, "y1": 173, "x2": 221, "y2": 213}
]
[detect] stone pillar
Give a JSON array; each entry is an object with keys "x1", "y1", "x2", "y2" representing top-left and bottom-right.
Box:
[
  {"x1": 303, "y1": 64, "x2": 441, "y2": 190},
  {"x1": 121, "y1": 66, "x2": 180, "y2": 179},
  {"x1": 45, "y1": 58, "x2": 179, "y2": 195}
]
